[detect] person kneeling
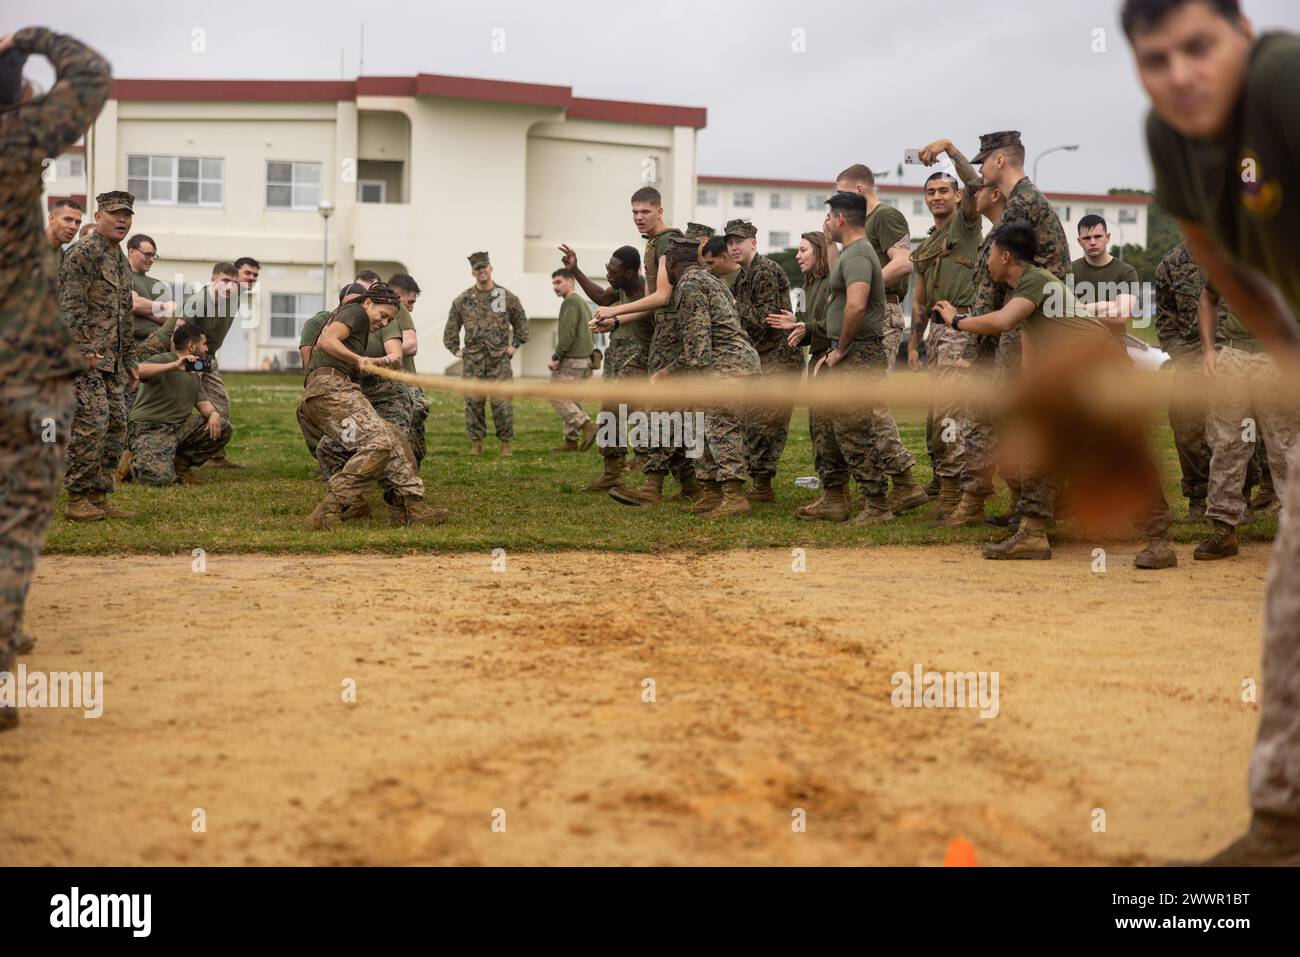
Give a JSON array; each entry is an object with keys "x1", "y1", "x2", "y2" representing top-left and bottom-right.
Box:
[{"x1": 125, "y1": 323, "x2": 232, "y2": 486}]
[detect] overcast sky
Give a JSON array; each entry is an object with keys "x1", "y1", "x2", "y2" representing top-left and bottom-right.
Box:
[{"x1": 10, "y1": 0, "x2": 1300, "y2": 194}]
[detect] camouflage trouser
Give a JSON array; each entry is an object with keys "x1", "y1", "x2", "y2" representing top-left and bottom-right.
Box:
[
  {"x1": 66, "y1": 368, "x2": 127, "y2": 496},
  {"x1": 127, "y1": 414, "x2": 232, "y2": 485},
  {"x1": 463, "y1": 354, "x2": 513, "y2": 441},
  {"x1": 1206, "y1": 347, "x2": 1296, "y2": 526},
  {"x1": 1251, "y1": 437, "x2": 1300, "y2": 819},
  {"x1": 642, "y1": 360, "x2": 701, "y2": 486},
  {"x1": 408, "y1": 385, "x2": 429, "y2": 466},
  {"x1": 548, "y1": 357, "x2": 593, "y2": 442},
  {"x1": 317, "y1": 379, "x2": 415, "y2": 484},
  {"x1": 742, "y1": 351, "x2": 800, "y2": 480},
  {"x1": 695, "y1": 403, "x2": 747, "y2": 483},
  {"x1": 994, "y1": 326, "x2": 1022, "y2": 377},
  {"x1": 298, "y1": 399, "x2": 324, "y2": 457},
  {"x1": 923, "y1": 323, "x2": 969, "y2": 480},
  {"x1": 1168, "y1": 358, "x2": 1212, "y2": 502},
  {"x1": 598, "y1": 339, "x2": 649, "y2": 460},
  {"x1": 883, "y1": 299, "x2": 906, "y2": 373},
  {"x1": 299, "y1": 371, "x2": 424, "y2": 508},
  {"x1": 810, "y1": 339, "x2": 890, "y2": 496},
  {"x1": 1, "y1": 378, "x2": 73, "y2": 657}
]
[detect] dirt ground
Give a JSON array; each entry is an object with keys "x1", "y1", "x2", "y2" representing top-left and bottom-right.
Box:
[{"x1": 0, "y1": 543, "x2": 1270, "y2": 866}]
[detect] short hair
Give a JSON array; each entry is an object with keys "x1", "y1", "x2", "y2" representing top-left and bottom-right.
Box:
[
  {"x1": 355, "y1": 270, "x2": 382, "y2": 284},
  {"x1": 1121, "y1": 0, "x2": 1241, "y2": 39},
  {"x1": 173, "y1": 323, "x2": 206, "y2": 352},
  {"x1": 339, "y1": 282, "x2": 367, "y2": 303},
  {"x1": 988, "y1": 221, "x2": 1039, "y2": 264},
  {"x1": 700, "y1": 236, "x2": 730, "y2": 258},
  {"x1": 924, "y1": 171, "x2": 959, "y2": 189},
  {"x1": 825, "y1": 190, "x2": 868, "y2": 228},
  {"x1": 630, "y1": 186, "x2": 662, "y2": 206},
  {"x1": 551, "y1": 268, "x2": 575, "y2": 281},
  {"x1": 211, "y1": 261, "x2": 238, "y2": 278},
  {"x1": 990, "y1": 144, "x2": 1026, "y2": 166},
  {"x1": 234, "y1": 256, "x2": 260, "y2": 271},
  {"x1": 1077, "y1": 214, "x2": 1108, "y2": 234},
  {"x1": 51, "y1": 198, "x2": 83, "y2": 213},
  {"x1": 836, "y1": 163, "x2": 875, "y2": 190},
  {"x1": 611, "y1": 246, "x2": 640, "y2": 271},
  {"x1": 387, "y1": 272, "x2": 421, "y2": 295},
  {"x1": 127, "y1": 233, "x2": 156, "y2": 252}
]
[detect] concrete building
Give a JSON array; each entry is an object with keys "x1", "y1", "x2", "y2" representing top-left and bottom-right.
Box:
[{"x1": 58, "y1": 74, "x2": 705, "y2": 373}]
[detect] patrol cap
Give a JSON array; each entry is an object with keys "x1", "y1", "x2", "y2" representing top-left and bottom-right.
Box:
[
  {"x1": 665, "y1": 235, "x2": 703, "y2": 263},
  {"x1": 685, "y1": 222, "x2": 715, "y2": 240},
  {"x1": 722, "y1": 219, "x2": 757, "y2": 240},
  {"x1": 96, "y1": 190, "x2": 135, "y2": 213},
  {"x1": 467, "y1": 251, "x2": 491, "y2": 268},
  {"x1": 971, "y1": 131, "x2": 1023, "y2": 165}
]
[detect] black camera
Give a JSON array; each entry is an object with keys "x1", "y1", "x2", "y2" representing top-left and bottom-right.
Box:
[{"x1": 183, "y1": 357, "x2": 212, "y2": 373}]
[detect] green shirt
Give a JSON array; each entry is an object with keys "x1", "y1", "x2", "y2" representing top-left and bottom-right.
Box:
[
  {"x1": 611, "y1": 288, "x2": 652, "y2": 349},
  {"x1": 800, "y1": 274, "x2": 830, "y2": 341},
  {"x1": 914, "y1": 212, "x2": 981, "y2": 308},
  {"x1": 307, "y1": 302, "x2": 373, "y2": 381},
  {"x1": 644, "y1": 227, "x2": 683, "y2": 297},
  {"x1": 1147, "y1": 32, "x2": 1300, "y2": 318},
  {"x1": 865, "y1": 202, "x2": 912, "y2": 299},
  {"x1": 1011, "y1": 266, "x2": 1110, "y2": 347},
  {"x1": 717, "y1": 268, "x2": 741, "y2": 293},
  {"x1": 300, "y1": 309, "x2": 331, "y2": 348},
  {"x1": 825, "y1": 237, "x2": 885, "y2": 343},
  {"x1": 1070, "y1": 256, "x2": 1140, "y2": 304},
  {"x1": 185, "y1": 286, "x2": 236, "y2": 356},
  {"x1": 130, "y1": 271, "x2": 173, "y2": 342},
  {"x1": 554, "y1": 293, "x2": 594, "y2": 359},
  {"x1": 360, "y1": 313, "x2": 407, "y2": 388},
  {"x1": 129, "y1": 352, "x2": 207, "y2": 426},
  {"x1": 394, "y1": 306, "x2": 416, "y2": 374}
]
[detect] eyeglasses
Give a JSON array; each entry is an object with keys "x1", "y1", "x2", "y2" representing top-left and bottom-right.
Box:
[{"x1": 141, "y1": 250, "x2": 158, "y2": 259}]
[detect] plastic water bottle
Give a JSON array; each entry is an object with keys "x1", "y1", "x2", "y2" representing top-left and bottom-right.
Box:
[{"x1": 794, "y1": 476, "x2": 820, "y2": 490}]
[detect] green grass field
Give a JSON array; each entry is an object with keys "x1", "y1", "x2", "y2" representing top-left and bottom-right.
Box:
[{"x1": 44, "y1": 371, "x2": 1276, "y2": 555}]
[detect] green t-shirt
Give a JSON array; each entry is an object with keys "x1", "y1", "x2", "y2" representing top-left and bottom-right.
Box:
[
  {"x1": 644, "y1": 227, "x2": 684, "y2": 297},
  {"x1": 800, "y1": 274, "x2": 830, "y2": 341},
  {"x1": 300, "y1": 309, "x2": 331, "y2": 348},
  {"x1": 865, "y1": 203, "x2": 912, "y2": 299},
  {"x1": 554, "y1": 293, "x2": 594, "y2": 359},
  {"x1": 130, "y1": 271, "x2": 173, "y2": 342},
  {"x1": 1011, "y1": 266, "x2": 1111, "y2": 346},
  {"x1": 717, "y1": 268, "x2": 741, "y2": 293},
  {"x1": 825, "y1": 237, "x2": 885, "y2": 343},
  {"x1": 186, "y1": 287, "x2": 236, "y2": 356},
  {"x1": 308, "y1": 302, "x2": 374, "y2": 380},
  {"x1": 129, "y1": 352, "x2": 207, "y2": 426},
  {"x1": 1071, "y1": 256, "x2": 1140, "y2": 304},
  {"x1": 360, "y1": 314, "x2": 407, "y2": 388},
  {"x1": 1147, "y1": 32, "x2": 1300, "y2": 319},
  {"x1": 394, "y1": 306, "x2": 417, "y2": 374},
  {"x1": 915, "y1": 212, "x2": 981, "y2": 307},
  {"x1": 611, "y1": 288, "x2": 652, "y2": 349}
]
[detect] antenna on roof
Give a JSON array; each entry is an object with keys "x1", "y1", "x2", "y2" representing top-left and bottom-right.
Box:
[
  {"x1": 340, "y1": 47, "x2": 344, "y2": 80},
  {"x1": 359, "y1": 22, "x2": 365, "y2": 77}
]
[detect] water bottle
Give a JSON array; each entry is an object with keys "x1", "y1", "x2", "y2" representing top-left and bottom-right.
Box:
[{"x1": 794, "y1": 476, "x2": 820, "y2": 490}]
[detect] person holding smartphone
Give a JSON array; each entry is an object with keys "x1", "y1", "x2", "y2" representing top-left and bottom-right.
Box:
[{"x1": 122, "y1": 323, "x2": 231, "y2": 486}]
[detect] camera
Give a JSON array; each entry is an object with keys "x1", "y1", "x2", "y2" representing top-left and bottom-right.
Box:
[{"x1": 183, "y1": 357, "x2": 212, "y2": 373}]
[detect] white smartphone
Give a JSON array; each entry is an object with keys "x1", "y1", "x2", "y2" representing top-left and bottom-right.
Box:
[{"x1": 903, "y1": 148, "x2": 923, "y2": 165}]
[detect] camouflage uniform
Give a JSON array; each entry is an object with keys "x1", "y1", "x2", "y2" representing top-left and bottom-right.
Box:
[
  {"x1": 812, "y1": 339, "x2": 892, "y2": 495},
  {"x1": 129, "y1": 414, "x2": 231, "y2": 485},
  {"x1": 60, "y1": 222, "x2": 135, "y2": 497},
  {"x1": 598, "y1": 333, "x2": 649, "y2": 461},
  {"x1": 639, "y1": 228, "x2": 697, "y2": 486},
  {"x1": 657, "y1": 267, "x2": 760, "y2": 482},
  {"x1": 0, "y1": 28, "x2": 109, "y2": 666},
  {"x1": 444, "y1": 282, "x2": 528, "y2": 441},
  {"x1": 315, "y1": 318, "x2": 407, "y2": 484},
  {"x1": 730, "y1": 244, "x2": 798, "y2": 481}
]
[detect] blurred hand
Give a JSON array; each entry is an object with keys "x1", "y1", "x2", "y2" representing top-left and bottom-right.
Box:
[
  {"x1": 83, "y1": 351, "x2": 103, "y2": 370},
  {"x1": 206, "y1": 413, "x2": 222, "y2": 441},
  {"x1": 786, "y1": 323, "x2": 805, "y2": 350},
  {"x1": 558, "y1": 244, "x2": 577, "y2": 272},
  {"x1": 1202, "y1": 349, "x2": 1217, "y2": 378},
  {"x1": 766, "y1": 309, "x2": 797, "y2": 330},
  {"x1": 918, "y1": 138, "x2": 950, "y2": 166},
  {"x1": 907, "y1": 339, "x2": 921, "y2": 373}
]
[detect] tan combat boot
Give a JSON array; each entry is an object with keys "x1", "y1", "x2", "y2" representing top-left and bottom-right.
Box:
[
  {"x1": 930, "y1": 477, "x2": 963, "y2": 522},
  {"x1": 89, "y1": 491, "x2": 136, "y2": 519},
  {"x1": 579, "y1": 420, "x2": 599, "y2": 452},
  {"x1": 307, "y1": 491, "x2": 344, "y2": 530},
  {"x1": 886, "y1": 468, "x2": 929, "y2": 513},
  {"x1": 849, "y1": 493, "x2": 895, "y2": 526},
  {"x1": 682, "y1": 480, "x2": 723, "y2": 513},
  {"x1": 174, "y1": 459, "x2": 204, "y2": 485},
  {"x1": 115, "y1": 450, "x2": 134, "y2": 483},
  {"x1": 1194, "y1": 520, "x2": 1239, "y2": 560},
  {"x1": 923, "y1": 470, "x2": 941, "y2": 498},
  {"x1": 206, "y1": 455, "x2": 245, "y2": 470},
  {"x1": 626, "y1": 452, "x2": 649, "y2": 473},
  {"x1": 746, "y1": 474, "x2": 775, "y2": 503},
  {"x1": 469, "y1": 439, "x2": 482, "y2": 455},
  {"x1": 552, "y1": 439, "x2": 579, "y2": 452},
  {"x1": 668, "y1": 472, "x2": 702, "y2": 503},
  {"x1": 1135, "y1": 535, "x2": 1178, "y2": 569},
  {"x1": 701, "y1": 480, "x2": 751, "y2": 519},
  {"x1": 499, "y1": 441, "x2": 512, "y2": 457},
  {"x1": 64, "y1": 494, "x2": 106, "y2": 522},
  {"x1": 402, "y1": 496, "x2": 450, "y2": 526},
  {"x1": 583, "y1": 457, "x2": 626, "y2": 492},
  {"x1": 983, "y1": 515, "x2": 1051, "y2": 560},
  {"x1": 940, "y1": 491, "x2": 989, "y2": 528},
  {"x1": 609, "y1": 472, "x2": 665, "y2": 506},
  {"x1": 341, "y1": 499, "x2": 372, "y2": 522},
  {"x1": 795, "y1": 485, "x2": 850, "y2": 522}
]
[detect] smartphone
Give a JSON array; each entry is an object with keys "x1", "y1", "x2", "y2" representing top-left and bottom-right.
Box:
[{"x1": 904, "y1": 148, "x2": 923, "y2": 165}]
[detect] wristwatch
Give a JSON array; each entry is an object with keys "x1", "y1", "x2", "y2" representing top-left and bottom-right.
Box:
[
  {"x1": 612, "y1": 317, "x2": 621, "y2": 330},
  {"x1": 951, "y1": 313, "x2": 968, "y2": 330}
]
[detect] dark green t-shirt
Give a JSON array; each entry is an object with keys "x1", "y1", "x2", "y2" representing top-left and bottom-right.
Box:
[
  {"x1": 611, "y1": 288, "x2": 653, "y2": 349},
  {"x1": 1071, "y1": 256, "x2": 1140, "y2": 304},
  {"x1": 1012, "y1": 266, "x2": 1111, "y2": 346},
  {"x1": 644, "y1": 227, "x2": 684, "y2": 297},
  {"x1": 394, "y1": 306, "x2": 417, "y2": 374},
  {"x1": 185, "y1": 287, "x2": 237, "y2": 356},
  {"x1": 130, "y1": 271, "x2": 173, "y2": 342},
  {"x1": 308, "y1": 302, "x2": 373, "y2": 380},
  {"x1": 555, "y1": 293, "x2": 594, "y2": 359},
  {"x1": 717, "y1": 268, "x2": 740, "y2": 293},
  {"x1": 300, "y1": 309, "x2": 330, "y2": 348},
  {"x1": 865, "y1": 202, "x2": 912, "y2": 299},
  {"x1": 129, "y1": 352, "x2": 207, "y2": 426},
  {"x1": 1147, "y1": 31, "x2": 1300, "y2": 319},
  {"x1": 826, "y1": 237, "x2": 885, "y2": 342},
  {"x1": 360, "y1": 314, "x2": 407, "y2": 388},
  {"x1": 800, "y1": 274, "x2": 830, "y2": 341},
  {"x1": 914, "y1": 212, "x2": 981, "y2": 307}
]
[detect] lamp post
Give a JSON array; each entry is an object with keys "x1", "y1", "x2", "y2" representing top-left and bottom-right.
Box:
[
  {"x1": 317, "y1": 199, "x2": 334, "y2": 306},
  {"x1": 1032, "y1": 144, "x2": 1079, "y2": 185}
]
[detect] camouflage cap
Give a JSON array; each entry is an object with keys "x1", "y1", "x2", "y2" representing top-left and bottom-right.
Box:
[
  {"x1": 685, "y1": 222, "x2": 715, "y2": 240},
  {"x1": 665, "y1": 235, "x2": 703, "y2": 263},
  {"x1": 467, "y1": 251, "x2": 491, "y2": 268},
  {"x1": 971, "y1": 131, "x2": 1023, "y2": 165},
  {"x1": 96, "y1": 190, "x2": 135, "y2": 213},
  {"x1": 722, "y1": 219, "x2": 757, "y2": 240}
]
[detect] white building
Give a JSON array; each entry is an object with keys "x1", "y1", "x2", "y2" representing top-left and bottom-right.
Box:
[{"x1": 58, "y1": 73, "x2": 705, "y2": 373}]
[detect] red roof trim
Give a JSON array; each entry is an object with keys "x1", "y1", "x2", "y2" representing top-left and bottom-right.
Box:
[
  {"x1": 355, "y1": 76, "x2": 417, "y2": 97},
  {"x1": 111, "y1": 79, "x2": 354, "y2": 102},
  {"x1": 569, "y1": 97, "x2": 706, "y2": 129},
  {"x1": 414, "y1": 73, "x2": 570, "y2": 108},
  {"x1": 699, "y1": 174, "x2": 1152, "y2": 205}
]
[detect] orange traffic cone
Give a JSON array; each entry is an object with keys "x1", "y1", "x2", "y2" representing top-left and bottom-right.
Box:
[{"x1": 944, "y1": 838, "x2": 977, "y2": 866}]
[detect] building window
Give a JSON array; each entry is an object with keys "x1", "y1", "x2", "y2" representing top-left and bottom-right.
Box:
[
  {"x1": 1118, "y1": 207, "x2": 1138, "y2": 224},
  {"x1": 770, "y1": 192, "x2": 790, "y2": 211},
  {"x1": 266, "y1": 161, "x2": 322, "y2": 210},
  {"x1": 55, "y1": 154, "x2": 84, "y2": 178},
  {"x1": 733, "y1": 191, "x2": 754, "y2": 208},
  {"x1": 358, "y1": 180, "x2": 386, "y2": 204},
  {"x1": 697, "y1": 188, "x2": 718, "y2": 207},
  {"x1": 913, "y1": 199, "x2": 925, "y2": 215},
  {"x1": 806, "y1": 193, "x2": 824, "y2": 211},
  {"x1": 127, "y1": 154, "x2": 224, "y2": 207},
  {"x1": 1085, "y1": 207, "x2": 1105, "y2": 217},
  {"x1": 269, "y1": 292, "x2": 324, "y2": 341},
  {"x1": 768, "y1": 231, "x2": 790, "y2": 249},
  {"x1": 880, "y1": 197, "x2": 898, "y2": 208},
  {"x1": 1054, "y1": 205, "x2": 1071, "y2": 222},
  {"x1": 642, "y1": 156, "x2": 660, "y2": 184}
]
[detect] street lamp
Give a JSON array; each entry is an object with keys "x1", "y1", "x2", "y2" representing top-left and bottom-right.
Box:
[
  {"x1": 1032, "y1": 144, "x2": 1079, "y2": 185},
  {"x1": 317, "y1": 199, "x2": 334, "y2": 306}
]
